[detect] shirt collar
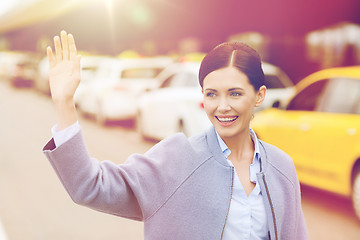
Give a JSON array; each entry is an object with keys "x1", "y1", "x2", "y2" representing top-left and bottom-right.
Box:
[
  {"x1": 216, "y1": 131, "x2": 231, "y2": 158},
  {"x1": 215, "y1": 129, "x2": 260, "y2": 156},
  {"x1": 249, "y1": 128, "x2": 261, "y2": 160}
]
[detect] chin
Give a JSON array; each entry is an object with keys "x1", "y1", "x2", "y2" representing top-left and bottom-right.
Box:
[
  {"x1": 215, "y1": 123, "x2": 249, "y2": 139},
  {"x1": 214, "y1": 126, "x2": 238, "y2": 139}
]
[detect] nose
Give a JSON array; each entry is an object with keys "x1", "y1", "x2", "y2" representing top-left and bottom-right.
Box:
[{"x1": 217, "y1": 97, "x2": 231, "y2": 113}]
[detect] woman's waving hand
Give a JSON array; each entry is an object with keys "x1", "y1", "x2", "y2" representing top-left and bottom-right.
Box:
[{"x1": 47, "y1": 31, "x2": 81, "y2": 130}]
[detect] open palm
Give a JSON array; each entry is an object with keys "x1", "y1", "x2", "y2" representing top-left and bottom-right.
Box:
[{"x1": 47, "y1": 30, "x2": 81, "y2": 103}]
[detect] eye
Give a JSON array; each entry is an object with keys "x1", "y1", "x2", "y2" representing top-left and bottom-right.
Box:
[
  {"x1": 230, "y1": 92, "x2": 242, "y2": 97},
  {"x1": 206, "y1": 92, "x2": 216, "y2": 97}
]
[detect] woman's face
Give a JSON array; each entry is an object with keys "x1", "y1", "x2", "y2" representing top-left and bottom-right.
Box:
[{"x1": 202, "y1": 66, "x2": 265, "y2": 140}]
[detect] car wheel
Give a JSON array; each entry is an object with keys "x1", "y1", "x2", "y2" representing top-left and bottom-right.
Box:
[{"x1": 352, "y1": 167, "x2": 360, "y2": 221}]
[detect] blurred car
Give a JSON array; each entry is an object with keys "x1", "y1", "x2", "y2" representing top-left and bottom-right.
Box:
[
  {"x1": 137, "y1": 60, "x2": 294, "y2": 141},
  {"x1": 76, "y1": 56, "x2": 173, "y2": 124},
  {"x1": 0, "y1": 52, "x2": 23, "y2": 81},
  {"x1": 74, "y1": 55, "x2": 116, "y2": 107},
  {"x1": 137, "y1": 60, "x2": 211, "y2": 140},
  {"x1": 250, "y1": 66, "x2": 360, "y2": 220},
  {"x1": 0, "y1": 51, "x2": 40, "y2": 87},
  {"x1": 259, "y1": 62, "x2": 295, "y2": 111},
  {"x1": 9, "y1": 54, "x2": 41, "y2": 88}
]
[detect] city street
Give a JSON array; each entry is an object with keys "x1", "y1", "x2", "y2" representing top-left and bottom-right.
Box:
[{"x1": 0, "y1": 80, "x2": 359, "y2": 239}]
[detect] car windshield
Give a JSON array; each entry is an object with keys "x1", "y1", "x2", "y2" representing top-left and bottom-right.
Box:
[
  {"x1": 160, "y1": 72, "x2": 198, "y2": 88},
  {"x1": 264, "y1": 75, "x2": 286, "y2": 89},
  {"x1": 316, "y1": 77, "x2": 360, "y2": 114},
  {"x1": 287, "y1": 77, "x2": 360, "y2": 114}
]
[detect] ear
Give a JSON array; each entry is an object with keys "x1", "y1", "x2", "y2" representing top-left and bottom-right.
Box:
[{"x1": 255, "y1": 85, "x2": 266, "y2": 107}]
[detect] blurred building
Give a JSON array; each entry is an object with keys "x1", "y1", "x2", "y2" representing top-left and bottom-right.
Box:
[{"x1": 306, "y1": 22, "x2": 360, "y2": 68}]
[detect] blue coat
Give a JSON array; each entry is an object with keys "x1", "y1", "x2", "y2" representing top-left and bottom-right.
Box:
[{"x1": 43, "y1": 126, "x2": 308, "y2": 240}]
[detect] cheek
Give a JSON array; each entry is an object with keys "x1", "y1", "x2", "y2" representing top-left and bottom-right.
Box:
[
  {"x1": 203, "y1": 100, "x2": 216, "y2": 115},
  {"x1": 231, "y1": 99, "x2": 255, "y2": 113}
]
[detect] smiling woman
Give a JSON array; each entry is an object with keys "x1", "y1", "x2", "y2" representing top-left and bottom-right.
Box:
[{"x1": 43, "y1": 31, "x2": 308, "y2": 240}]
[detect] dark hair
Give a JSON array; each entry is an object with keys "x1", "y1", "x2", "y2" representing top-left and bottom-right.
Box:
[{"x1": 199, "y1": 42, "x2": 265, "y2": 91}]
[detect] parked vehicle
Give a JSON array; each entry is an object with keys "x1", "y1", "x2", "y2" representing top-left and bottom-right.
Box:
[
  {"x1": 250, "y1": 66, "x2": 360, "y2": 220},
  {"x1": 9, "y1": 54, "x2": 41, "y2": 88},
  {"x1": 76, "y1": 56, "x2": 173, "y2": 124},
  {"x1": 74, "y1": 55, "x2": 116, "y2": 108},
  {"x1": 137, "y1": 61, "x2": 211, "y2": 140},
  {"x1": 137, "y1": 61, "x2": 294, "y2": 141},
  {"x1": 0, "y1": 51, "x2": 40, "y2": 87},
  {"x1": 258, "y1": 62, "x2": 295, "y2": 111}
]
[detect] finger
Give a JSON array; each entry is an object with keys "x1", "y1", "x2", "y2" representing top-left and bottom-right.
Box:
[
  {"x1": 68, "y1": 33, "x2": 77, "y2": 60},
  {"x1": 47, "y1": 46, "x2": 56, "y2": 69},
  {"x1": 54, "y1": 35, "x2": 62, "y2": 62},
  {"x1": 60, "y1": 30, "x2": 69, "y2": 60}
]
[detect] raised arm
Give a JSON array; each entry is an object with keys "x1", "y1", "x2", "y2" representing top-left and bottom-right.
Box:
[{"x1": 47, "y1": 30, "x2": 81, "y2": 131}]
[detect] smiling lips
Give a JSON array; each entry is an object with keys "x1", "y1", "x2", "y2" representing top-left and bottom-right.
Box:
[{"x1": 215, "y1": 116, "x2": 238, "y2": 127}]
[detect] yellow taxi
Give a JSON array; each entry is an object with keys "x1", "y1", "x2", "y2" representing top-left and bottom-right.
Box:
[{"x1": 250, "y1": 66, "x2": 360, "y2": 220}]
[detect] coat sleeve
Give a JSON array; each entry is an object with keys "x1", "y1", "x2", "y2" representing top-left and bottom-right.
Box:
[
  {"x1": 43, "y1": 131, "x2": 144, "y2": 220},
  {"x1": 43, "y1": 129, "x2": 195, "y2": 221}
]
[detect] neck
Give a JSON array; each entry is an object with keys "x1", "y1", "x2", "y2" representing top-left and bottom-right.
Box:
[{"x1": 223, "y1": 128, "x2": 254, "y2": 163}]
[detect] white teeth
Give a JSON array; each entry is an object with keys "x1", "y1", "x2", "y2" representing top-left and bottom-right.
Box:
[{"x1": 217, "y1": 117, "x2": 238, "y2": 122}]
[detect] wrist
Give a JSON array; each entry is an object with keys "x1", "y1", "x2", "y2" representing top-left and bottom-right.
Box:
[
  {"x1": 53, "y1": 99, "x2": 78, "y2": 131},
  {"x1": 53, "y1": 97, "x2": 75, "y2": 109}
]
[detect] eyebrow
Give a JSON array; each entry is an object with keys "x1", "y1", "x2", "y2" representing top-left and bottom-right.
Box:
[
  {"x1": 204, "y1": 88, "x2": 217, "y2": 92},
  {"x1": 228, "y1": 88, "x2": 244, "y2": 91},
  {"x1": 203, "y1": 87, "x2": 245, "y2": 92}
]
